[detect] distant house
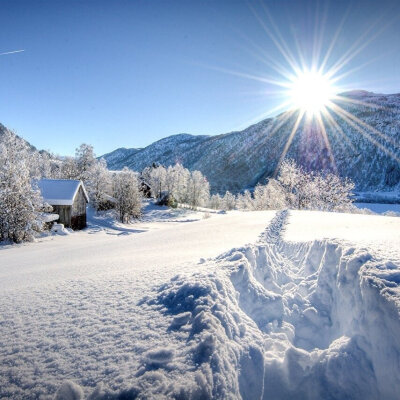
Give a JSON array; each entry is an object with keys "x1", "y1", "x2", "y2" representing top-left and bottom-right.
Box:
[
  {"x1": 37, "y1": 179, "x2": 89, "y2": 230},
  {"x1": 140, "y1": 179, "x2": 152, "y2": 198}
]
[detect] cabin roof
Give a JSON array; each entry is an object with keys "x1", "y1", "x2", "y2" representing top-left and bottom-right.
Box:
[{"x1": 37, "y1": 179, "x2": 89, "y2": 206}]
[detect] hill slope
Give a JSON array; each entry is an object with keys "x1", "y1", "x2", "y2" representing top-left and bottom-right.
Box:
[
  {"x1": 102, "y1": 92, "x2": 400, "y2": 194},
  {"x1": 0, "y1": 123, "x2": 39, "y2": 153}
]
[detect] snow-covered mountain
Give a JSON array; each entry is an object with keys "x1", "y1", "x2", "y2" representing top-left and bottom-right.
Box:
[
  {"x1": 0, "y1": 123, "x2": 39, "y2": 153},
  {"x1": 100, "y1": 147, "x2": 142, "y2": 170},
  {"x1": 102, "y1": 91, "x2": 400, "y2": 194}
]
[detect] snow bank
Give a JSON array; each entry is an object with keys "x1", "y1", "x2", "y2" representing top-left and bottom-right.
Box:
[{"x1": 84, "y1": 211, "x2": 400, "y2": 399}]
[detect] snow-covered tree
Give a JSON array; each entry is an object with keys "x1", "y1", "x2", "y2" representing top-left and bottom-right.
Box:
[
  {"x1": 187, "y1": 170, "x2": 210, "y2": 208},
  {"x1": 231, "y1": 160, "x2": 354, "y2": 212},
  {"x1": 209, "y1": 193, "x2": 223, "y2": 210},
  {"x1": 166, "y1": 163, "x2": 191, "y2": 203},
  {"x1": 143, "y1": 163, "x2": 209, "y2": 207},
  {"x1": 277, "y1": 159, "x2": 308, "y2": 209},
  {"x1": 144, "y1": 165, "x2": 167, "y2": 199},
  {"x1": 235, "y1": 190, "x2": 254, "y2": 210},
  {"x1": 75, "y1": 143, "x2": 96, "y2": 182},
  {"x1": 222, "y1": 191, "x2": 236, "y2": 210},
  {"x1": 263, "y1": 179, "x2": 287, "y2": 209},
  {"x1": 0, "y1": 131, "x2": 44, "y2": 242},
  {"x1": 312, "y1": 173, "x2": 355, "y2": 211},
  {"x1": 86, "y1": 158, "x2": 112, "y2": 211},
  {"x1": 165, "y1": 165, "x2": 178, "y2": 197},
  {"x1": 113, "y1": 168, "x2": 142, "y2": 223},
  {"x1": 28, "y1": 152, "x2": 51, "y2": 179},
  {"x1": 252, "y1": 184, "x2": 269, "y2": 210},
  {"x1": 277, "y1": 159, "x2": 354, "y2": 211},
  {"x1": 60, "y1": 156, "x2": 80, "y2": 180}
]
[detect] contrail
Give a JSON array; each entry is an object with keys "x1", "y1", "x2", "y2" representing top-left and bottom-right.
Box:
[{"x1": 0, "y1": 49, "x2": 25, "y2": 56}]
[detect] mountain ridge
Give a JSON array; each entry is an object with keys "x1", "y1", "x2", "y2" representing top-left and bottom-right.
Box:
[{"x1": 101, "y1": 91, "x2": 400, "y2": 194}]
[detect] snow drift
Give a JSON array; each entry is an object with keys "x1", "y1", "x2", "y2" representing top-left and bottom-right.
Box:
[{"x1": 79, "y1": 211, "x2": 400, "y2": 400}]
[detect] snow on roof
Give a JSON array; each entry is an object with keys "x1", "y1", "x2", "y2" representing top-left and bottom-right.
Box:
[{"x1": 37, "y1": 179, "x2": 89, "y2": 206}]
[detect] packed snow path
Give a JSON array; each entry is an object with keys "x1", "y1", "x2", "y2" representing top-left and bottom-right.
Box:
[{"x1": 0, "y1": 208, "x2": 399, "y2": 399}]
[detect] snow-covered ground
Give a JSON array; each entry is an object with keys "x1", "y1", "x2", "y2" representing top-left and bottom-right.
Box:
[
  {"x1": 285, "y1": 210, "x2": 400, "y2": 261},
  {"x1": 1, "y1": 205, "x2": 399, "y2": 399}
]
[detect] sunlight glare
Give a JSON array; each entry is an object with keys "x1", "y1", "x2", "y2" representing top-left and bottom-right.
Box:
[{"x1": 289, "y1": 70, "x2": 335, "y2": 115}]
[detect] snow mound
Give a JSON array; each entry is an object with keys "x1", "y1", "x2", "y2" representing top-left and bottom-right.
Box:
[
  {"x1": 51, "y1": 223, "x2": 70, "y2": 235},
  {"x1": 85, "y1": 211, "x2": 400, "y2": 399}
]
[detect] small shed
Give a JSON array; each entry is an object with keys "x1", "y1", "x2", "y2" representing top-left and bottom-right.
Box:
[{"x1": 37, "y1": 179, "x2": 89, "y2": 230}]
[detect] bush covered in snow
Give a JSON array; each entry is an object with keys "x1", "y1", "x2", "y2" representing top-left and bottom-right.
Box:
[{"x1": 277, "y1": 159, "x2": 355, "y2": 211}]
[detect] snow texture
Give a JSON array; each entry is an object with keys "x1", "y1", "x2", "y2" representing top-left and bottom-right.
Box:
[{"x1": 1, "y1": 207, "x2": 399, "y2": 399}]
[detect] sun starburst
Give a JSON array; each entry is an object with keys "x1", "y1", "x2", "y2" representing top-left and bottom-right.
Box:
[
  {"x1": 288, "y1": 69, "x2": 336, "y2": 116},
  {"x1": 204, "y1": 2, "x2": 399, "y2": 175}
]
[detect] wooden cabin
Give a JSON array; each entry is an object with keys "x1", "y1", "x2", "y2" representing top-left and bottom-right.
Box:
[{"x1": 37, "y1": 179, "x2": 89, "y2": 230}]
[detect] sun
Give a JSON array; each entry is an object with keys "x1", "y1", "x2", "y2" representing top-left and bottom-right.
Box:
[
  {"x1": 206, "y1": 6, "x2": 398, "y2": 175},
  {"x1": 289, "y1": 70, "x2": 335, "y2": 115}
]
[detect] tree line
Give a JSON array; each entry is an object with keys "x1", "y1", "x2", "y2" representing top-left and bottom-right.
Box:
[
  {"x1": 209, "y1": 159, "x2": 355, "y2": 212},
  {"x1": 0, "y1": 129, "x2": 355, "y2": 243}
]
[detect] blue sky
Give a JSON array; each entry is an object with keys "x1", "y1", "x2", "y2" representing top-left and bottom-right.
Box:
[{"x1": 1, "y1": 0, "x2": 399, "y2": 156}]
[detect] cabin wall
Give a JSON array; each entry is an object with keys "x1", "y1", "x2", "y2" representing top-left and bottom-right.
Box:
[
  {"x1": 71, "y1": 187, "x2": 87, "y2": 230},
  {"x1": 52, "y1": 205, "x2": 72, "y2": 227}
]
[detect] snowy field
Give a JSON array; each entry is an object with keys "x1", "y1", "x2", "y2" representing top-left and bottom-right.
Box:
[{"x1": 1, "y1": 204, "x2": 400, "y2": 399}]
